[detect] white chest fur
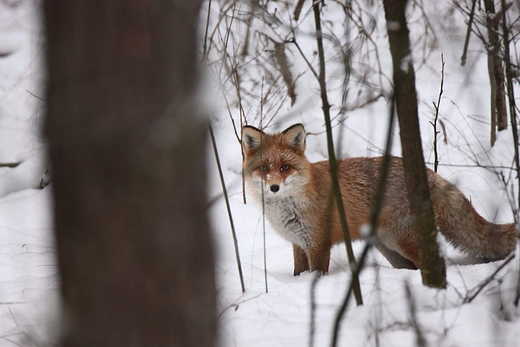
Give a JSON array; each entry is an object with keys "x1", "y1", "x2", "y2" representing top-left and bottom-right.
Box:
[{"x1": 262, "y1": 196, "x2": 312, "y2": 249}]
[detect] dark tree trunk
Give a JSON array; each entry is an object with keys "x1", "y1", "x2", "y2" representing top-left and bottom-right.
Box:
[
  {"x1": 484, "y1": 0, "x2": 508, "y2": 146},
  {"x1": 44, "y1": 1, "x2": 216, "y2": 346},
  {"x1": 383, "y1": 0, "x2": 447, "y2": 289}
]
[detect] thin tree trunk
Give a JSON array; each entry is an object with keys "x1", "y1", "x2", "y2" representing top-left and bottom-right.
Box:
[
  {"x1": 312, "y1": 0, "x2": 363, "y2": 305},
  {"x1": 44, "y1": 1, "x2": 216, "y2": 346},
  {"x1": 484, "y1": 0, "x2": 508, "y2": 146},
  {"x1": 383, "y1": 0, "x2": 446, "y2": 289},
  {"x1": 501, "y1": 0, "x2": 520, "y2": 213}
]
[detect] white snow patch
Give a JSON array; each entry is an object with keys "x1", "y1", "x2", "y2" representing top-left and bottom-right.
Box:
[
  {"x1": 436, "y1": 228, "x2": 448, "y2": 258},
  {"x1": 400, "y1": 53, "x2": 413, "y2": 73}
]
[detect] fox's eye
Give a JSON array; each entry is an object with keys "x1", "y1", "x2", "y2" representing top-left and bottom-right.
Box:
[
  {"x1": 260, "y1": 165, "x2": 268, "y2": 172},
  {"x1": 281, "y1": 164, "x2": 290, "y2": 171}
]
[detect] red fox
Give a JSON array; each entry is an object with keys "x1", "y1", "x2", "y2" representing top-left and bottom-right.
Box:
[{"x1": 242, "y1": 123, "x2": 518, "y2": 275}]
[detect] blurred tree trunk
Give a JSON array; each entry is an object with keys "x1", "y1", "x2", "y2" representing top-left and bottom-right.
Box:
[
  {"x1": 484, "y1": 0, "x2": 508, "y2": 146},
  {"x1": 383, "y1": 0, "x2": 447, "y2": 289},
  {"x1": 44, "y1": 1, "x2": 215, "y2": 347}
]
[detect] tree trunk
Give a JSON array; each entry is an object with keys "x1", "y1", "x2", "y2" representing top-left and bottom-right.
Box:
[
  {"x1": 484, "y1": 0, "x2": 508, "y2": 146},
  {"x1": 312, "y1": 0, "x2": 363, "y2": 305},
  {"x1": 383, "y1": 0, "x2": 447, "y2": 289},
  {"x1": 44, "y1": 1, "x2": 216, "y2": 346}
]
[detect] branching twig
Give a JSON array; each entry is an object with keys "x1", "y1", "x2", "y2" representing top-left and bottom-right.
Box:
[
  {"x1": 464, "y1": 253, "x2": 515, "y2": 304},
  {"x1": 289, "y1": 36, "x2": 319, "y2": 81},
  {"x1": 430, "y1": 54, "x2": 445, "y2": 173},
  {"x1": 217, "y1": 294, "x2": 262, "y2": 318}
]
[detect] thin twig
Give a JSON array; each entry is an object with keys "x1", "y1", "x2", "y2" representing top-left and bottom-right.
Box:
[
  {"x1": 312, "y1": 0, "x2": 362, "y2": 306},
  {"x1": 0, "y1": 162, "x2": 21, "y2": 168},
  {"x1": 289, "y1": 36, "x2": 319, "y2": 81},
  {"x1": 404, "y1": 282, "x2": 427, "y2": 347},
  {"x1": 309, "y1": 193, "x2": 336, "y2": 347},
  {"x1": 335, "y1": 0, "x2": 352, "y2": 159},
  {"x1": 26, "y1": 89, "x2": 46, "y2": 102},
  {"x1": 201, "y1": 0, "x2": 212, "y2": 63},
  {"x1": 331, "y1": 94, "x2": 397, "y2": 347},
  {"x1": 217, "y1": 294, "x2": 262, "y2": 318},
  {"x1": 460, "y1": 0, "x2": 477, "y2": 66},
  {"x1": 209, "y1": 124, "x2": 245, "y2": 294},
  {"x1": 310, "y1": 3, "x2": 365, "y2": 344},
  {"x1": 260, "y1": 76, "x2": 269, "y2": 294},
  {"x1": 309, "y1": 264, "x2": 319, "y2": 347},
  {"x1": 464, "y1": 253, "x2": 515, "y2": 304}
]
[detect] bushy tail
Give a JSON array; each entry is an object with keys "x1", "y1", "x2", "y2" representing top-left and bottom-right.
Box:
[
  {"x1": 434, "y1": 184, "x2": 518, "y2": 261},
  {"x1": 468, "y1": 214, "x2": 518, "y2": 261}
]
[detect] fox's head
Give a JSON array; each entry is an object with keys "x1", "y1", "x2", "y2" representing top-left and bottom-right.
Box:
[{"x1": 242, "y1": 123, "x2": 311, "y2": 201}]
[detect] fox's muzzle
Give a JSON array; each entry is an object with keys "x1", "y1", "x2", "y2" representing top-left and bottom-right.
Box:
[{"x1": 270, "y1": 184, "x2": 280, "y2": 193}]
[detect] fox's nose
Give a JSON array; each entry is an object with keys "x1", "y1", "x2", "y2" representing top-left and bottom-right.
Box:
[{"x1": 270, "y1": 184, "x2": 280, "y2": 193}]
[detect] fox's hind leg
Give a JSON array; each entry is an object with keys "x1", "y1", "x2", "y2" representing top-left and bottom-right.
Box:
[
  {"x1": 293, "y1": 244, "x2": 310, "y2": 275},
  {"x1": 374, "y1": 240, "x2": 418, "y2": 269}
]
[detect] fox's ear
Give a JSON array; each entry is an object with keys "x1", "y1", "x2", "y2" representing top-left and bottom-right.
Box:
[
  {"x1": 242, "y1": 125, "x2": 265, "y2": 154},
  {"x1": 282, "y1": 123, "x2": 306, "y2": 153}
]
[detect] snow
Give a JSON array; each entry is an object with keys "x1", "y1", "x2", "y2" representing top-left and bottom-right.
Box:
[
  {"x1": 1, "y1": 0, "x2": 520, "y2": 346},
  {"x1": 400, "y1": 54, "x2": 413, "y2": 73}
]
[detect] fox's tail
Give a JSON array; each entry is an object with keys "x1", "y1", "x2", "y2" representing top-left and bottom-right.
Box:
[{"x1": 434, "y1": 184, "x2": 518, "y2": 261}]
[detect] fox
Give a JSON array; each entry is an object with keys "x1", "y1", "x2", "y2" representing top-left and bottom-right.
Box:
[{"x1": 241, "y1": 123, "x2": 518, "y2": 275}]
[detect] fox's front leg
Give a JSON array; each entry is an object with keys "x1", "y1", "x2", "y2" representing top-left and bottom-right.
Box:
[
  {"x1": 306, "y1": 243, "x2": 331, "y2": 274},
  {"x1": 293, "y1": 244, "x2": 309, "y2": 276}
]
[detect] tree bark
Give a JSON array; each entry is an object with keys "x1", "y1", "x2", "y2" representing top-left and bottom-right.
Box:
[
  {"x1": 484, "y1": 0, "x2": 508, "y2": 146},
  {"x1": 383, "y1": 0, "x2": 446, "y2": 289},
  {"x1": 44, "y1": 1, "x2": 216, "y2": 346}
]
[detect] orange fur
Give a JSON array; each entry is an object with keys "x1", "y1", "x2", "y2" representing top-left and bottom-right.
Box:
[{"x1": 242, "y1": 124, "x2": 518, "y2": 275}]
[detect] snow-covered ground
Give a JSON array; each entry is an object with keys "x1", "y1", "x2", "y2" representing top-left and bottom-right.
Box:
[
  {"x1": 0, "y1": 1, "x2": 57, "y2": 346},
  {"x1": 1, "y1": 0, "x2": 520, "y2": 346},
  {"x1": 208, "y1": 1, "x2": 520, "y2": 346}
]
